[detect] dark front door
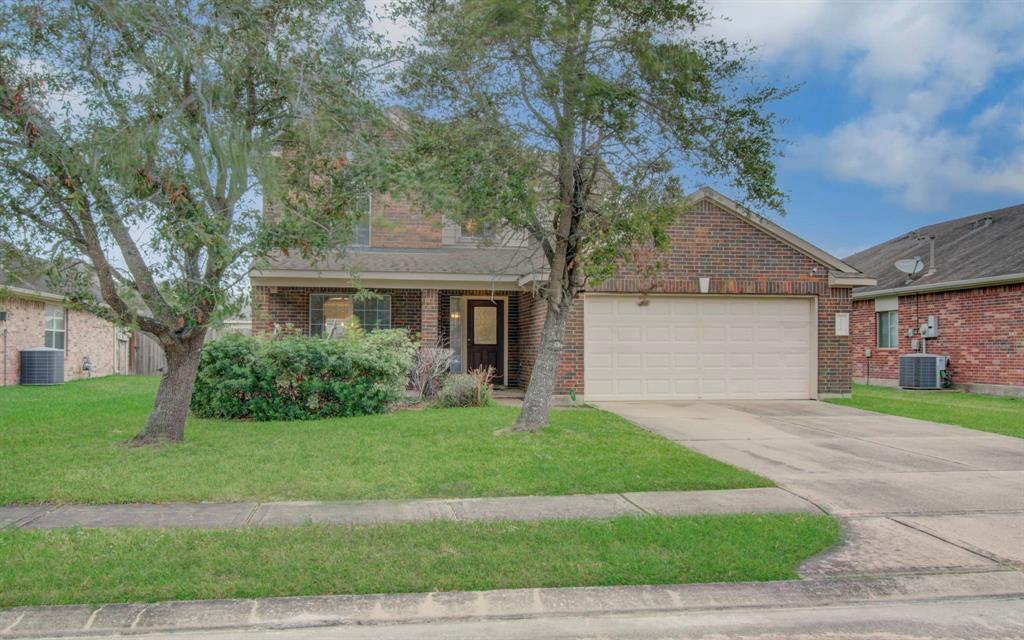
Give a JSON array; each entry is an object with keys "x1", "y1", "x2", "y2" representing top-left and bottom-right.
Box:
[{"x1": 466, "y1": 299, "x2": 504, "y2": 381}]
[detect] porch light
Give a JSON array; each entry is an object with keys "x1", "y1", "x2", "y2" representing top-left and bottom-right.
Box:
[{"x1": 450, "y1": 311, "x2": 460, "y2": 320}]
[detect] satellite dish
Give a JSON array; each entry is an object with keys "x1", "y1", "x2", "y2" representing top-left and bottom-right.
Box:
[{"x1": 894, "y1": 257, "x2": 924, "y2": 277}]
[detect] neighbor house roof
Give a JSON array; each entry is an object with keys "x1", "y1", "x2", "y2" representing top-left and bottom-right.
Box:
[
  {"x1": 0, "y1": 243, "x2": 69, "y2": 303},
  {"x1": 845, "y1": 203, "x2": 1024, "y2": 299}
]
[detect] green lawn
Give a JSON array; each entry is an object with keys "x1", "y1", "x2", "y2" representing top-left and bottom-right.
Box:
[
  {"x1": 827, "y1": 384, "x2": 1024, "y2": 438},
  {"x1": 0, "y1": 376, "x2": 768, "y2": 504},
  {"x1": 0, "y1": 514, "x2": 837, "y2": 607}
]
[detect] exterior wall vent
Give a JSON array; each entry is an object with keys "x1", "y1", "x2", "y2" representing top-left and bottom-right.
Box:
[
  {"x1": 898, "y1": 354, "x2": 948, "y2": 390},
  {"x1": 20, "y1": 347, "x2": 64, "y2": 385}
]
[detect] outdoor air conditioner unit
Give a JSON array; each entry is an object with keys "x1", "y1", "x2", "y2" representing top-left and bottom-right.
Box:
[{"x1": 898, "y1": 354, "x2": 948, "y2": 390}]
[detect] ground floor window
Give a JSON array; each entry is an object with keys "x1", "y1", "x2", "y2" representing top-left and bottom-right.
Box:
[
  {"x1": 877, "y1": 309, "x2": 898, "y2": 348},
  {"x1": 43, "y1": 304, "x2": 66, "y2": 350},
  {"x1": 309, "y1": 293, "x2": 391, "y2": 337}
]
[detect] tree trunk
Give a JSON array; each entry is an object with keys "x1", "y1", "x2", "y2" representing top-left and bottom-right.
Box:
[
  {"x1": 514, "y1": 297, "x2": 573, "y2": 431},
  {"x1": 132, "y1": 333, "x2": 206, "y2": 445}
]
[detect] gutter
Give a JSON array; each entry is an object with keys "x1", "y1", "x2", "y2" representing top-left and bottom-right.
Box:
[
  {"x1": 251, "y1": 269, "x2": 525, "y2": 283},
  {"x1": 0, "y1": 285, "x2": 65, "y2": 303},
  {"x1": 828, "y1": 272, "x2": 876, "y2": 288},
  {"x1": 852, "y1": 272, "x2": 1024, "y2": 300}
]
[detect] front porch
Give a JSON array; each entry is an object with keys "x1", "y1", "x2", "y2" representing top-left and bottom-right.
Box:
[{"x1": 252, "y1": 285, "x2": 546, "y2": 389}]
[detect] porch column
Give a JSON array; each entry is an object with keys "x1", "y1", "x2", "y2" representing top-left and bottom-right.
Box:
[{"x1": 421, "y1": 289, "x2": 439, "y2": 344}]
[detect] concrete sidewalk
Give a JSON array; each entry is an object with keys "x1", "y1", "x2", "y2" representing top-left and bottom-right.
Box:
[{"x1": 0, "y1": 487, "x2": 818, "y2": 530}]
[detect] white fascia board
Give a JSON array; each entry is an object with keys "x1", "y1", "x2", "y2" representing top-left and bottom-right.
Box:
[
  {"x1": 828, "y1": 272, "x2": 877, "y2": 288},
  {"x1": 250, "y1": 270, "x2": 527, "y2": 291},
  {"x1": 852, "y1": 272, "x2": 1024, "y2": 300},
  {"x1": 0, "y1": 285, "x2": 65, "y2": 303}
]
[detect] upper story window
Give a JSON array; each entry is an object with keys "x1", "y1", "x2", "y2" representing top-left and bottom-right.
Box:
[
  {"x1": 877, "y1": 310, "x2": 898, "y2": 348},
  {"x1": 44, "y1": 304, "x2": 66, "y2": 350},
  {"x1": 350, "y1": 193, "x2": 371, "y2": 246},
  {"x1": 459, "y1": 218, "x2": 495, "y2": 241},
  {"x1": 309, "y1": 293, "x2": 391, "y2": 337}
]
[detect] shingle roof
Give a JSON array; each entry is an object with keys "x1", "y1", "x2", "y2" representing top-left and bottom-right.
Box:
[
  {"x1": 844, "y1": 203, "x2": 1024, "y2": 296},
  {"x1": 254, "y1": 245, "x2": 548, "y2": 279},
  {"x1": 0, "y1": 243, "x2": 67, "y2": 299}
]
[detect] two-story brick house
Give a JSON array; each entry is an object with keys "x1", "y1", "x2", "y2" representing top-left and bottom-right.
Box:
[{"x1": 251, "y1": 187, "x2": 874, "y2": 400}]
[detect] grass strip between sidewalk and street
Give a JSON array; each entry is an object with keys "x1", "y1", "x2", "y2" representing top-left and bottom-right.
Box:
[
  {"x1": 0, "y1": 513, "x2": 838, "y2": 608},
  {"x1": 827, "y1": 384, "x2": 1024, "y2": 438},
  {"x1": 0, "y1": 377, "x2": 769, "y2": 504}
]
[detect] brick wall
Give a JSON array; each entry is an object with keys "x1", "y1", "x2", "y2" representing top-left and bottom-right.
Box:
[
  {"x1": 370, "y1": 194, "x2": 443, "y2": 248},
  {"x1": 252, "y1": 286, "x2": 423, "y2": 336},
  {"x1": 851, "y1": 284, "x2": 1024, "y2": 388},
  {"x1": 523, "y1": 198, "x2": 853, "y2": 396},
  {"x1": 1, "y1": 296, "x2": 123, "y2": 385}
]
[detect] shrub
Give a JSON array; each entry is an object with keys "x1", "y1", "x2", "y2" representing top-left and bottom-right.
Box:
[
  {"x1": 191, "y1": 330, "x2": 417, "y2": 421},
  {"x1": 435, "y1": 365, "x2": 494, "y2": 408},
  {"x1": 409, "y1": 337, "x2": 454, "y2": 400}
]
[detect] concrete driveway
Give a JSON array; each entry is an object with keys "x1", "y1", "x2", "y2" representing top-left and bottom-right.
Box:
[{"x1": 594, "y1": 400, "x2": 1024, "y2": 578}]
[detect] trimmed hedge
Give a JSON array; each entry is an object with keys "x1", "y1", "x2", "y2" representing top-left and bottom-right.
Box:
[{"x1": 190, "y1": 331, "x2": 417, "y2": 421}]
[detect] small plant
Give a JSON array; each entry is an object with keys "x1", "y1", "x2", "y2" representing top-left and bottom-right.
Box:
[
  {"x1": 435, "y1": 365, "x2": 494, "y2": 408},
  {"x1": 409, "y1": 336, "x2": 454, "y2": 400},
  {"x1": 468, "y1": 365, "x2": 495, "y2": 406}
]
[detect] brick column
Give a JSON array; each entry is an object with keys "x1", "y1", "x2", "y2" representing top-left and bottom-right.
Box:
[{"x1": 420, "y1": 289, "x2": 439, "y2": 344}]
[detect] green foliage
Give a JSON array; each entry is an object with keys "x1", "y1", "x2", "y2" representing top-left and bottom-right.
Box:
[
  {"x1": 394, "y1": 0, "x2": 791, "y2": 290},
  {"x1": 190, "y1": 331, "x2": 417, "y2": 421},
  {"x1": 434, "y1": 372, "x2": 493, "y2": 408},
  {"x1": 0, "y1": 0, "x2": 385, "y2": 335}
]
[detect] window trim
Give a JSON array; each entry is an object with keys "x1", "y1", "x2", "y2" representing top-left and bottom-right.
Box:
[
  {"x1": 43, "y1": 304, "x2": 67, "y2": 352},
  {"x1": 876, "y1": 309, "x2": 899, "y2": 349},
  {"x1": 308, "y1": 292, "x2": 392, "y2": 337}
]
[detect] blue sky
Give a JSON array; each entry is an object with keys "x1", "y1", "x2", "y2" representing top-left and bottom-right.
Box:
[{"x1": 699, "y1": 0, "x2": 1024, "y2": 258}]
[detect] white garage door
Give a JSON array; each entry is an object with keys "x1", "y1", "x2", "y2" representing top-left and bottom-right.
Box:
[{"x1": 585, "y1": 296, "x2": 814, "y2": 401}]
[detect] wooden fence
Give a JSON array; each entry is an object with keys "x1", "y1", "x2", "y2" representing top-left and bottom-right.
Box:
[{"x1": 131, "y1": 332, "x2": 167, "y2": 376}]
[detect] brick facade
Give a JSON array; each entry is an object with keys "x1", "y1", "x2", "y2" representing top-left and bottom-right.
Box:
[
  {"x1": 420, "y1": 289, "x2": 439, "y2": 342},
  {"x1": 530, "y1": 198, "x2": 853, "y2": 396},
  {"x1": 370, "y1": 194, "x2": 443, "y2": 249},
  {"x1": 438, "y1": 289, "x2": 521, "y2": 386},
  {"x1": 851, "y1": 284, "x2": 1024, "y2": 390},
  {"x1": 1, "y1": 296, "x2": 125, "y2": 386},
  {"x1": 252, "y1": 197, "x2": 858, "y2": 397}
]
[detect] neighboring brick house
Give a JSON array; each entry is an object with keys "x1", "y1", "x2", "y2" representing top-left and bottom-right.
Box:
[
  {"x1": 251, "y1": 187, "x2": 874, "y2": 400},
  {"x1": 0, "y1": 262, "x2": 130, "y2": 386},
  {"x1": 844, "y1": 203, "x2": 1024, "y2": 397}
]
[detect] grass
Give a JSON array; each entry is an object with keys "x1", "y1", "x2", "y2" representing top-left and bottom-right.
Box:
[
  {"x1": 0, "y1": 376, "x2": 769, "y2": 504},
  {"x1": 827, "y1": 384, "x2": 1024, "y2": 438},
  {"x1": 0, "y1": 514, "x2": 837, "y2": 607}
]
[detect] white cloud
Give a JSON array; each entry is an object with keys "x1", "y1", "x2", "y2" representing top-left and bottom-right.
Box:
[{"x1": 708, "y1": 0, "x2": 1024, "y2": 209}]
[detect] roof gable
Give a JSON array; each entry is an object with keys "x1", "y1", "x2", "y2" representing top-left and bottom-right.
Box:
[{"x1": 689, "y1": 188, "x2": 865, "y2": 276}]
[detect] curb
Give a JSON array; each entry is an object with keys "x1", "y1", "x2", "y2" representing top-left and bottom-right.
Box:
[{"x1": 2, "y1": 570, "x2": 1022, "y2": 638}]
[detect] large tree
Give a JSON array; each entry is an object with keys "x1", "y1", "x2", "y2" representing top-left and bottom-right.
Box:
[
  {"x1": 396, "y1": 0, "x2": 791, "y2": 430},
  {"x1": 0, "y1": 0, "x2": 382, "y2": 443}
]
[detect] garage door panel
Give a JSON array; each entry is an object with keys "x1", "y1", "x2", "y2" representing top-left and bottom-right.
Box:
[{"x1": 585, "y1": 296, "x2": 813, "y2": 401}]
